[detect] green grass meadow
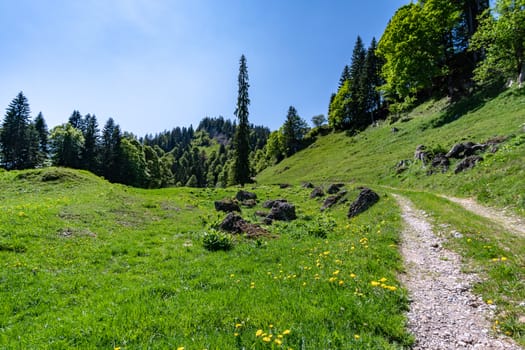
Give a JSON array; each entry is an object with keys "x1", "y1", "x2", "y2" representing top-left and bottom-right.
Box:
[
  {"x1": 2, "y1": 89, "x2": 525, "y2": 348},
  {"x1": 1, "y1": 168, "x2": 412, "y2": 349}
]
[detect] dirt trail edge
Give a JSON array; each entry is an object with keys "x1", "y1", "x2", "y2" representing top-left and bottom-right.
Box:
[
  {"x1": 441, "y1": 195, "x2": 525, "y2": 236},
  {"x1": 393, "y1": 194, "x2": 522, "y2": 350}
]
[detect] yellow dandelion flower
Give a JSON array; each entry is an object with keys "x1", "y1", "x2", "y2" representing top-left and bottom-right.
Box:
[
  {"x1": 278, "y1": 334, "x2": 284, "y2": 339},
  {"x1": 354, "y1": 334, "x2": 360, "y2": 340},
  {"x1": 387, "y1": 285, "x2": 397, "y2": 291},
  {"x1": 262, "y1": 336, "x2": 271, "y2": 343},
  {"x1": 370, "y1": 281, "x2": 380, "y2": 287},
  {"x1": 379, "y1": 277, "x2": 387, "y2": 283},
  {"x1": 350, "y1": 273, "x2": 356, "y2": 278},
  {"x1": 177, "y1": 347, "x2": 185, "y2": 350},
  {"x1": 333, "y1": 270, "x2": 340, "y2": 275},
  {"x1": 338, "y1": 280, "x2": 344, "y2": 286},
  {"x1": 302, "y1": 282, "x2": 307, "y2": 287},
  {"x1": 283, "y1": 329, "x2": 291, "y2": 335},
  {"x1": 256, "y1": 329, "x2": 263, "y2": 337},
  {"x1": 487, "y1": 299, "x2": 494, "y2": 305},
  {"x1": 114, "y1": 347, "x2": 121, "y2": 350},
  {"x1": 230, "y1": 273, "x2": 235, "y2": 278},
  {"x1": 329, "y1": 277, "x2": 337, "y2": 283},
  {"x1": 501, "y1": 256, "x2": 508, "y2": 261},
  {"x1": 269, "y1": 324, "x2": 274, "y2": 328},
  {"x1": 234, "y1": 332, "x2": 239, "y2": 337},
  {"x1": 274, "y1": 338, "x2": 283, "y2": 345},
  {"x1": 235, "y1": 323, "x2": 242, "y2": 328}
]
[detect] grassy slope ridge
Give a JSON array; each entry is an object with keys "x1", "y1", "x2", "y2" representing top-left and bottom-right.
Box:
[
  {"x1": 257, "y1": 88, "x2": 525, "y2": 214},
  {"x1": 1, "y1": 168, "x2": 412, "y2": 349}
]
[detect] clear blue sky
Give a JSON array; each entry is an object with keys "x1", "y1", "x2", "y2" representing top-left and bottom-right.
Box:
[{"x1": 0, "y1": 0, "x2": 407, "y2": 135}]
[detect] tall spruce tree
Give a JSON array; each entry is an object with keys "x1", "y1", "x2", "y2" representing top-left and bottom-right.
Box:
[
  {"x1": 282, "y1": 106, "x2": 308, "y2": 157},
  {"x1": 0, "y1": 92, "x2": 33, "y2": 169},
  {"x1": 101, "y1": 118, "x2": 122, "y2": 182},
  {"x1": 232, "y1": 54, "x2": 252, "y2": 185},
  {"x1": 81, "y1": 114, "x2": 100, "y2": 173},
  {"x1": 33, "y1": 112, "x2": 49, "y2": 167}
]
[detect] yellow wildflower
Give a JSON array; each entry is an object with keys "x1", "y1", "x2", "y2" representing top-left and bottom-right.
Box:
[
  {"x1": 274, "y1": 338, "x2": 283, "y2": 345},
  {"x1": 379, "y1": 277, "x2": 387, "y2": 283},
  {"x1": 262, "y1": 336, "x2": 271, "y2": 343},
  {"x1": 256, "y1": 329, "x2": 263, "y2": 337},
  {"x1": 370, "y1": 281, "x2": 380, "y2": 287},
  {"x1": 283, "y1": 329, "x2": 291, "y2": 335},
  {"x1": 354, "y1": 334, "x2": 360, "y2": 340},
  {"x1": 234, "y1": 332, "x2": 239, "y2": 337},
  {"x1": 177, "y1": 347, "x2": 184, "y2": 350},
  {"x1": 350, "y1": 273, "x2": 356, "y2": 278},
  {"x1": 338, "y1": 280, "x2": 344, "y2": 286},
  {"x1": 501, "y1": 256, "x2": 508, "y2": 261},
  {"x1": 333, "y1": 270, "x2": 340, "y2": 275},
  {"x1": 235, "y1": 323, "x2": 242, "y2": 328},
  {"x1": 487, "y1": 299, "x2": 494, "y2": 305}
]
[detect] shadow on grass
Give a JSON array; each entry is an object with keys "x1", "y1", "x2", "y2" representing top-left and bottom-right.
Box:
[{"x1": 422, "y1": 83, "x2": 505, "y2": 130}]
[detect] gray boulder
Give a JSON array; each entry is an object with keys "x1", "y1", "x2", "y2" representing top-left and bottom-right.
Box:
[{"x1": 347, "y1": 188, "x2": 380, "y2": 218}]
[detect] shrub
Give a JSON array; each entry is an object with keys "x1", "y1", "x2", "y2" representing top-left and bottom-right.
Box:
[{"x1": 202, "y1": 230, "x2": 234, "y2": 251}]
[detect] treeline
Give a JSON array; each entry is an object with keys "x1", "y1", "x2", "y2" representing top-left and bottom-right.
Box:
[
  {"x1": 0, "y1": 92, "x2": 270, "y2": 188},
  {"x1": 328, "y1": 0, "x2": 524, "y2": 131}
]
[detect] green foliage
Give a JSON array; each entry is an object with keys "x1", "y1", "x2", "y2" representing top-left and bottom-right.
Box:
[
  {"x1": 470, "y1": 0, "x2": 525, "y2": 85},
  {"x1": 49, "y1": 123, "x2": 85, "y2": 168},
  {"x1": 378, "y1": 1, "x2": 461, "y2": 106},
  {"x1": 329, "y1": 80, "x2": 353, "y2": 130},
  {"x1": 330, "y1": 37, "x2": 383, "y2": 131},
  {"x1": 202, "y1": 230, "x2": 234, "y2": 251}
]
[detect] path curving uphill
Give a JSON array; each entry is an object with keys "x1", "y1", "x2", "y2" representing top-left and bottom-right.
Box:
[
  {"x1": 393, "y1": 194, "x2": 522, "y2": 350},
  {"x1": 442, "y1": 195, "x2": 525, "y2": 237}
]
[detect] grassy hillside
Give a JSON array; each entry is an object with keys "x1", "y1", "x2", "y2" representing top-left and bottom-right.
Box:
[
  {"x1": 1, "y1": 167, "x2": 413, "y2": 349},
  {"x1": 257, "y1": 88, "x2": 525, "y2": 214}
]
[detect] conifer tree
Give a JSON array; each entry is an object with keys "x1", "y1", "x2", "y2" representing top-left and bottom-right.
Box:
[
  {"x1": 101, "y1": 118, "x2": 122, "y2": 182},
  {"x1": 0, "y1": 92, "x2": 33, "y2": 169},
  {"x1": 282, "y1": 106, "x2": 308, "y2": 157},
  {"x1": 232, "y1": 54, "x2": 252, "y2": 185},
  {"x1": 33, "y1": 112, "x2": 49, "y2": 166},
  {"x1": 82, "y1": 114, "x2": 100, "y2": 173}
]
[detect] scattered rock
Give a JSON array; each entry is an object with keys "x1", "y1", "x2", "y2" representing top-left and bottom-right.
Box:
[
  {"x1": 321, "y1": 190, "x2": 347, "y2": 211},
  {"x1": 327, "y1": 183, "x2": 345, "y2": 194},
  {"x1": 262, "y1": 199, "x2": 287, "y2": 209},
  {"x1": 431, "y1": 153, "x2": 450, "y2": 173},
  {"x1": 235, "y1": 190, "x2": 257, "y2": 201},
  {"x1": 279, "y1": 183, "x2": 291, "y2": 189},
  {"x1": 347, "y1": 188, "x2": 380, "y2": 218},
  {"x1": 414, "y1": 145, "x2": 429, "y2": 165},
  {"x1": 267, "y1": 201, "x2": 297, "y2": 221},
  {"x1": 446, "y1": 142, "x2": 486, "y2": 159},
  {"x1": 454, "y1": 155, "x2": 483, "y2": 174},
  {"x1": 301, "y1": 182, "x2": 315, "y2": 189},
  {"x1": 241, "y1": 199, "x2": 257, "y2": 208},
  {"x1": 395, "y1": 160, "x2": 411, "y2": 174},
  {"x1": 392, "y1": 127, "x2": 399, "y2": 133},
  {"x1": 219, "y1": 212, "x2": 271, "y2": 238},
  {"x1": 214, "y1": 199, "x2": 241, "y2": 213},
  {"x1": 310, "y1": 187, "x2": 325, "y2": 199}
]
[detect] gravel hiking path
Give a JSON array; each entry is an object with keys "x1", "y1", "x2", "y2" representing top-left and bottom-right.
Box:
[
  {"x1": 442, "y1": 195, "x2": 525, "y2": 237},
  {"x1": 393, "y1": 194, "x2": 522, "y2": 350}
]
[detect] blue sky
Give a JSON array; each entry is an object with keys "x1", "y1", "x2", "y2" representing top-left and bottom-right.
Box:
[{"x1": 0, "y1": 0, "x2": 407, "y2": 135}]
